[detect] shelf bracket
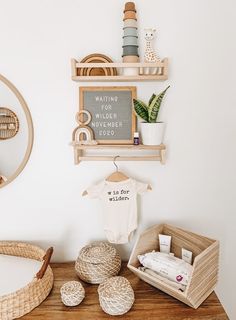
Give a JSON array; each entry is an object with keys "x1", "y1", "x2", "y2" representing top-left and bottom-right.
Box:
[
  {"x1": 74, "y1": 148, "x2": 83, "y2": 165},
  {"x1": 160, "y1": 149, "x2": 166, "y2": 165}
]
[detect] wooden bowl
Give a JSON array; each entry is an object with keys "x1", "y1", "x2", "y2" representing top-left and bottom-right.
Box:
[
  {"x1": 122, "y1": 45, "x2": 139, "y2": 57},
  {"x1": 123, "y1": 19, "x2": 137, "y2": 28},
  {"x1": 122, "y1": 55, "x2": 139, "y2": 62},
  {"x1": 78, "y1": 54, "x2": 117, "y2": 76},
  {"x1": 123, "y1": 27, "x2": 138, "y2": 37},
  {"x1": 124, "y1": 2, "x2": 136, "y2": 13},
  {"x1": 123, "y1": 36, "x2": 138, "y2": 46},
  {"x1": 123, "y1": 11, "x2": 137, "y2": 21}
]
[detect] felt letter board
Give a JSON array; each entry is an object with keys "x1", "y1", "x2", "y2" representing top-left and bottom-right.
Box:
[{"x1": 79, "y1": 87, "x2": 136, "y2": 144}]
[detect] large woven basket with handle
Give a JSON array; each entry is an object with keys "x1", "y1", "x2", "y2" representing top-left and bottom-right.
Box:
[
  {"x1": 75, "y1": 242, "x2": 121, "y2": 284},
  {"x1": 0, "y1": 242, "x2": 54, "y2": 320}
]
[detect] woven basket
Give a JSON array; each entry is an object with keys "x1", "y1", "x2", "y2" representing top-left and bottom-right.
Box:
[
  {"x1": 0, "y1": 242, "x2": 54, "y2": 320},
  {"x1": 60, "y1": 281, "x2": 85, "y2": 306},
  {"x1": 75, "y1": 242, "x2": 121, "y2": 284},
  {"x1": 98, "y1": 276, "x2": 135, "y2": 315}
]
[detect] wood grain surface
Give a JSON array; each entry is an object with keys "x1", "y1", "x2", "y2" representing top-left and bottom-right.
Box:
[{"x1": 21, "y1": 262, "x2": 228, "y2": 320}]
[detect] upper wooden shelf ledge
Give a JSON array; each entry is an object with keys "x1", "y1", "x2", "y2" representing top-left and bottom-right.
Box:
[{"x1": 71, "y1": 58, "x2": 169, "y2": 82}]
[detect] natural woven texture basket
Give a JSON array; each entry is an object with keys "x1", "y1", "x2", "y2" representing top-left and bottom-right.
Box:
[
  {"x1": 75, "y1": 242, "x2": 121, "y2": 284},
  {"x1": 98, "y1": 276, "x2": 135, "y2": 315},
  {"x1": 60, "y1": 281, "x2": 85, "y2": 306},
  {"x1": 0, "y1": 242, "x2": 54, "y2": 320}
]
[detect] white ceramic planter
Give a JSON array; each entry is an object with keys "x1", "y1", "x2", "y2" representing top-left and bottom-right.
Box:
[{"x1": 140, "y1": 122, "x2": 165, "y2": 145}]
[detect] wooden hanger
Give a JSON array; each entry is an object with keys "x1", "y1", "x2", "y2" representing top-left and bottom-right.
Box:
[
  {"x1": 106, "y1": 156, "x2": 152, "y2": 189},
  {"x1": 82, "y1": 156, "x2": 152, "y2": 196},
  {"x1": 105, "y1": 156, "x2": 129, "y2": 182},
  {"x1": 82, "y1": 156, "x2": 128, "y2": 196}
]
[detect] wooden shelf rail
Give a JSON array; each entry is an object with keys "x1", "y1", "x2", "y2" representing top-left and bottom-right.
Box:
[
  {"x1": 71, "y1": 58, "x2": 168, "y2": 82},
  {"x1": 71, "y1": 144, "x2": 166, "y2": 165}
]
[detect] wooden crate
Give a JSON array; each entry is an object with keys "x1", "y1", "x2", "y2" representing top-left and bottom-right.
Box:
[{"x1": 127, "y1": 224, "x2": 219, "y2": 309}]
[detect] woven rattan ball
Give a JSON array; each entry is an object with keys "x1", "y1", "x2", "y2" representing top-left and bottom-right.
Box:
[
  {"x1": 75, "y1": 242, "x2": 121, "y2": 284},
  {"x1": 60, "y1": 281, "x2": 85, "y2": 307},
  {"x1": 98, "y1": 276, "x2": 135, "y2": 316}
]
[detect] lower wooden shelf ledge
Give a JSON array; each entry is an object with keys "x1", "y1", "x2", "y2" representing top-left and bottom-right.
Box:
[{"x1": 71, "y1": 143, "x2": 166, "y2": 165}]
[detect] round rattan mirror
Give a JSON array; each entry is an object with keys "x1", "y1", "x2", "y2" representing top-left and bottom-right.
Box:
[{"x1": 0, "y1": 74, "x2": 33, "y2": 188}]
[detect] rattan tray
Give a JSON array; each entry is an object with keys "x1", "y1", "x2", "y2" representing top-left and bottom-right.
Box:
[{"x1": 0, "y1": 242, "x2": 54, "y2": 320}]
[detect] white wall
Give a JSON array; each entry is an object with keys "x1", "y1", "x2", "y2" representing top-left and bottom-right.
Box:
[{"x1": 0, "y1": 0, "x2": 235, "y2": 318}]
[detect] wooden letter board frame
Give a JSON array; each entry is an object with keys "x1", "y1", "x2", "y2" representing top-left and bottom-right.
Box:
[{"x1": 79, "y1": 86, "x2": 136, "y2": 144}]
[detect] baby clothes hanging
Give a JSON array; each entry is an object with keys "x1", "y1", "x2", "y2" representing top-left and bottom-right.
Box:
[{"x1": 86, "y1": 178, "x2": 150, "y2": 244}]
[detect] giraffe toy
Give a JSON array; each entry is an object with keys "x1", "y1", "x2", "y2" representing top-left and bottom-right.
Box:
[{"x1": 143, "y1": 28, "x2": 162, "y2": 75}]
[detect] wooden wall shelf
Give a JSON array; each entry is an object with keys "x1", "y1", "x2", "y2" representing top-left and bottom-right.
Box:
[
  {"x1": 71, "y1": 59, "x2": 168, "y2": 82},
  {"x1": 71, "y1": 144, "x2": 166, "y2": 165}
]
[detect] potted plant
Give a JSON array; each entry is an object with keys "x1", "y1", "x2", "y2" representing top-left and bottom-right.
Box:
[{"x1": 133, "y1": 85, "x2": 170, "y2": 145}]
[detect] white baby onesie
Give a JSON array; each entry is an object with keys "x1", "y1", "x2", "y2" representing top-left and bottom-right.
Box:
[{"x1": 87, "y1": 178, "x2": 149, "y2": 244}]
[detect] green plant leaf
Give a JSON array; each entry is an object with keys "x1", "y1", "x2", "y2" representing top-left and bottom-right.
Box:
[
  {"x1": 148, "y1": 85, "x2": 170, "y2": 122},
  {"x1": 148, "y1": 93, "x2": 156, "y2": 107},
  {"x1": 133, "y1": 99, "x2": 149, "y2": 122}
]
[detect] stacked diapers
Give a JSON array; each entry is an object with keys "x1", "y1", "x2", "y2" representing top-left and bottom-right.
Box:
[
  {"x1": 122, "y1": 2, "x2": 139, "y2": 75},
  {"x1": 138, "y1": 251, "x2": 193, "y2": 292}
]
